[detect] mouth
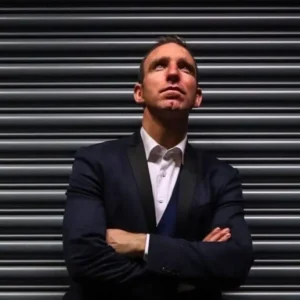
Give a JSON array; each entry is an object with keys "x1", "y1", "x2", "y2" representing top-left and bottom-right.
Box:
[{"x1": 160, "y1": 86, "x2": 185, "y2": 95}]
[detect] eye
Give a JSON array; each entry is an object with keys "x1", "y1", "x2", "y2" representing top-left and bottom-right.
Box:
[
  {"x1": 178, "y1": 60, "x2": 195, "y2": 75},
  {"x1": 179, "y1": 64, "x2": 193, "y2": 74},
  {"x1": 180, "y1": 66, "x2": 191, "y2": 73},
  {"x1": 154, "y1": 61, "x2": 168, "y2": 70},
  {"x1": 155, "y1": 64, "x2": 165, "y2": 70}
]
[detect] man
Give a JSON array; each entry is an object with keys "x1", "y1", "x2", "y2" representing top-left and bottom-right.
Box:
[{"x1": 62, "y1": 35, "x2": 254, "y2": 300}]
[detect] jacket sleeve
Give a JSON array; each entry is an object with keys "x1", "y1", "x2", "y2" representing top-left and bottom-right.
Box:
[
  {"x1": 146, "y1": 166, "x2": 254, "y2": 290},
  {"x1": 62, "y1": 147, "x2": 147, "y2": 285}
]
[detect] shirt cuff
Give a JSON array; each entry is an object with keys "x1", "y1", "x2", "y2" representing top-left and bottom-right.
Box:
[{"x1": 143, "y1": 233, "x2": 150, "y2": 261}]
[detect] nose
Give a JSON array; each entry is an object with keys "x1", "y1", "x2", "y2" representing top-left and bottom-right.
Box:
[{"x1": 166, "y1": 62, "x2": 180, "y2": 83}]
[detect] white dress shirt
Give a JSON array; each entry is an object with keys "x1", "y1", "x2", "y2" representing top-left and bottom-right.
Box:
[{"x1": 140, "y1": 127, "x2": 187, "y2": 257}]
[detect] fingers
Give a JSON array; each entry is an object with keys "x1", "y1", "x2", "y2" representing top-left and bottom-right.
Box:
[
  {"x1": 217, "y1": 231, "x2": 231, "y2": 242},
  {"x1": 202, "y1": 227, "x2": 221, "y2": 241},
  {"x1": 209, "y1": 228, "x2": 230, "y2": 242},
  {"x1": 203, "y1": 227, "x2": 231, "y2": 242}
]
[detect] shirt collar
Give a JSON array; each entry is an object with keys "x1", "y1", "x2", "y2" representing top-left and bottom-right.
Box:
[{"x1": 140, "y1": 127, "x2": 187, "y2": 164}]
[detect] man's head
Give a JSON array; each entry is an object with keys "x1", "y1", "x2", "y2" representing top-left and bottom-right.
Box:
[{"x1": 134, "y1": 35, "x2": 202, "y2": 117}]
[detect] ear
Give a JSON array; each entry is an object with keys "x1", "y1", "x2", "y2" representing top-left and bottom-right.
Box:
[
  {"x1": 193, "y1": 87, "x2": 203, "y2": 108},
  {"x1": 133, "y1": 83, "x2": 145, "y2": 105}
]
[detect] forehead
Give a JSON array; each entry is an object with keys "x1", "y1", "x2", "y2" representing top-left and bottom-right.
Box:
[{"x1": 144, "y1": 42, "x2": 194, "y2": 68}]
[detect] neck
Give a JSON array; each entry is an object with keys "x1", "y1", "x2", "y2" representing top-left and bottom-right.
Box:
[{"x1": 142, "y1": 108, "x2": 188, "y2": 149}]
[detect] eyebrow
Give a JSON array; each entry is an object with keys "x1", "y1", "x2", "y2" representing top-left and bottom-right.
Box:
[{"x1": 148, "y1": 56, "x2": 196, "y2": 75}]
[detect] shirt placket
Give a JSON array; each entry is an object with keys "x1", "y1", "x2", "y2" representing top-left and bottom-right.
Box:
[{"x1": 156, "y1": 156, "x2": 172, "y2": 205}]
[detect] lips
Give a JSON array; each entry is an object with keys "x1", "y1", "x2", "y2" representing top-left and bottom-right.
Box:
[{"x1": 160, "y1": 86, "x2": 185, "y2": 95}]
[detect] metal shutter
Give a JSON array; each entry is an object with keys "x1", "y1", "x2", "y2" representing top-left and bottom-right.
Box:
[{"x1": 0, "y1": 1, "x2": 299, "y2": 299}]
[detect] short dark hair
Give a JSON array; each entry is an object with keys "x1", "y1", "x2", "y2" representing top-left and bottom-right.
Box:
[{"x1": 138, "y1": 35, "x2": 198, "y2": 84}]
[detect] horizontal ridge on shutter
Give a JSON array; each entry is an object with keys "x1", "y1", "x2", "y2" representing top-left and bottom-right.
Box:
[{"x1": 0, "y1": 2, "x2": 298, "y2": 299}]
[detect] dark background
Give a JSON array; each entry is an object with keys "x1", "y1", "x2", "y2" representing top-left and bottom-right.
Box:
[{"x1": 0, "y1": 1, "x2": 299, "y2": 299}]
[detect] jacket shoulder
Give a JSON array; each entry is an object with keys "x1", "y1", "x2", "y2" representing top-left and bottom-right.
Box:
[
  {"x1": 192, "y1": 148, "x2": 243, "y2": 203},
  {"x1": 73, "y1": 135, "x2": 131, "y2": 160},
  {"x1": 203, "y1": 152, "x2": 236, "y2": 174},
  {"x1": 191, "y1": 146, "x2": 239, "y2": 181}
]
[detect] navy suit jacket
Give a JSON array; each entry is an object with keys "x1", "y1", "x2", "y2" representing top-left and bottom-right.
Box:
[{"x1": 62, "y1": 131, "x2": 254, "y2": 300}]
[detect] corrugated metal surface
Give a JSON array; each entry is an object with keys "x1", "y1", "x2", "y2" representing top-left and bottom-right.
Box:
[{"x1": 1, "y1": 1, "x2": 299, "y2": 299}]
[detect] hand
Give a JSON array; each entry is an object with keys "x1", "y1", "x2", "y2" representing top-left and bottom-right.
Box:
[
  {"x1": 203, "y1": 227, "x2": 231, "y2": 242},
  {"x1": 106, "y1": 229, "x2": 146, "y2": 257}
]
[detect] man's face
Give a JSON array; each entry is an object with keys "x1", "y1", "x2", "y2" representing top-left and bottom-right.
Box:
[{"x1": 134, "y1": 42, "x2": 202, "y2": 113}]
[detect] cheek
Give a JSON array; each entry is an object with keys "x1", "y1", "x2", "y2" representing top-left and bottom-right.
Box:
[
  {"x1": 143, "y1": 77, "x2": 161, "y2": 94},
  {"x1": 185, "y1": 79, "x2": 197, "y2": 94},
  {"x1": 148, "y1": 75, "x2": 162, "y2": 86}
]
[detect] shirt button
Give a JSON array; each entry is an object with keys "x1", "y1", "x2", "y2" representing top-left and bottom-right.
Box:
[
  {"x1": 161, "y1": 171, "x2": 166, "y2": 177},
  {"x1": 158, "y1": 199, "x2": 163, "y2": 203}
]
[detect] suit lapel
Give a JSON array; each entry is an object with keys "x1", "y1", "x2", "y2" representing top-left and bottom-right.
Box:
[
  {"x1": 175, "y1": 143, "x2": 202, "y2": 237},
  {"x1": 126, "y1": 132, "x2": 203, "y2": 236},
  {"x1": 127, "y1": 132, "x2": 157, "y2": 233}
]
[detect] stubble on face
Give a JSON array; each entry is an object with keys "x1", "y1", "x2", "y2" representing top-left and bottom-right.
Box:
[{"x1": 140, "y1": 43, "x2": 201, "y2": 115}]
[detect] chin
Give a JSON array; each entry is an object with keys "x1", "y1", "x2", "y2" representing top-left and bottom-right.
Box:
[
  {"x1": 167, "y1": 106, "x2": 182, "y2": 111},
  {"x1": 160, "y1": 107, "x2": 188, "y2": 119},
  {"x1": 163, "y1": 100, "x2": 183, "y2": 109},
  {"x1": 147, "y1": 103, "x2": 187, "y2": 116}
]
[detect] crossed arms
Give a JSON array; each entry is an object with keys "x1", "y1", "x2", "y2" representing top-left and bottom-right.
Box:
[{"x1": 62, "y1": 148, "x2": 254, "y2": 289}]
